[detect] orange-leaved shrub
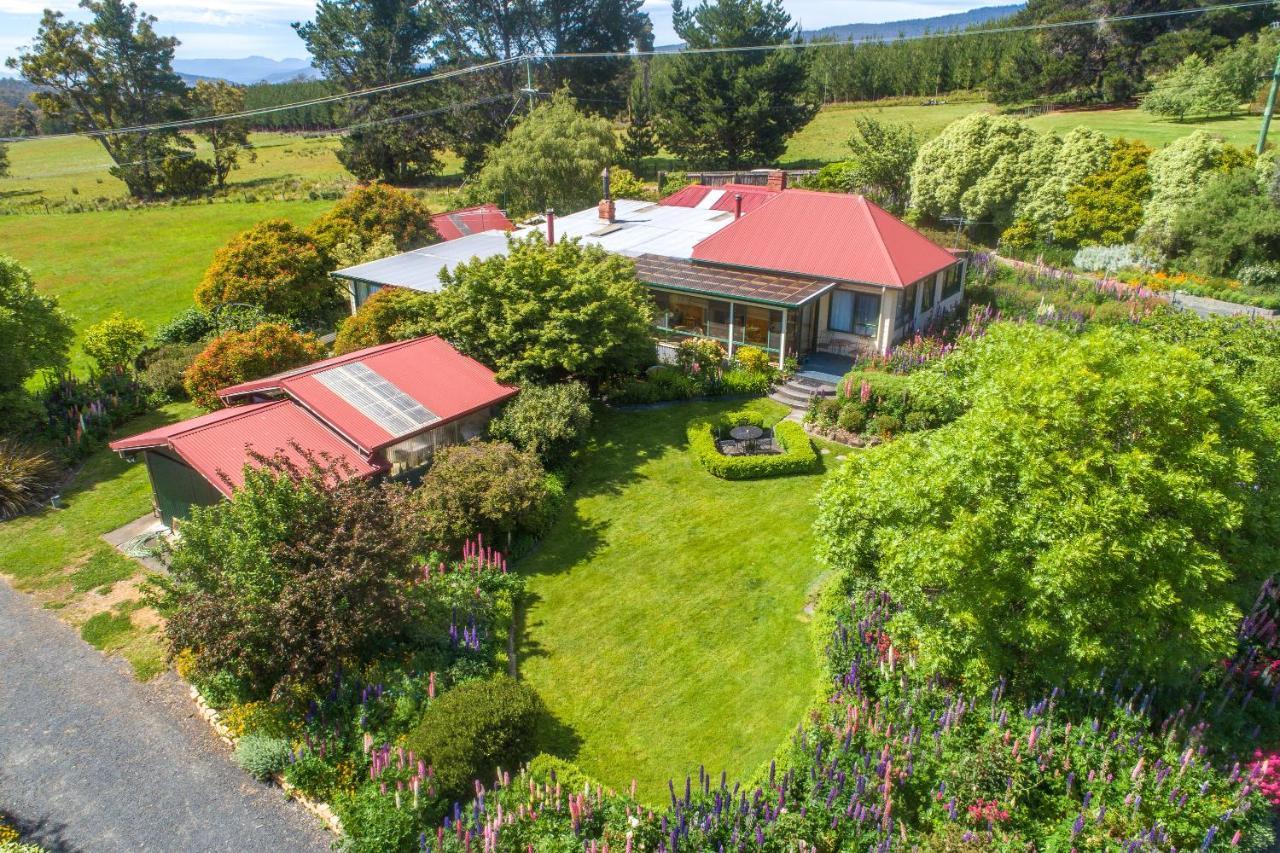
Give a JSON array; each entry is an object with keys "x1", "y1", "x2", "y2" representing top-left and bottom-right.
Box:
[
  {"x1": 308, "y1": 183, "x2": 438, "y2": 254},
  {"x1": 183, "y1": 323, "x2": 325, "y2": 409},
  {"x1": 194, "y1": 219, "x2": 338, "y2": 322}
]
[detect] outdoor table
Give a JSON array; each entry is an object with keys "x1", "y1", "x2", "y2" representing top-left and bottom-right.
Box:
[{"x1": 728, "y1": 424, "x2": 764, "y2": 453}]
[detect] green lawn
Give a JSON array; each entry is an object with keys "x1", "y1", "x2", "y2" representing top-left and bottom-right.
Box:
[
  {"x1": 0, "y1": 200, "x2": 335, "y2": 371},
  {"x1": 519, "y1": 398, "x2": 840, "y2": 803},
  {"x1": 0, "y1": 402, "x2": 198, "y2": 678},
  {"x1": 781, "y1": 99, "x2": 1268, "y2": 166}
]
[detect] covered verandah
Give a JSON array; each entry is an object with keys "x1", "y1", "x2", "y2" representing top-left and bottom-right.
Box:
[{"x1": 634, "y1": 254, "x2": 900, "y2": 368}]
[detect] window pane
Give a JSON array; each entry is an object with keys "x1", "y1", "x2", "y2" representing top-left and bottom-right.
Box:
[
  {"x1": 854, "y1": 293, "x2": 881, "y2": 337},
  {"x1": 921, "y1": 278, "x2": 936, "y2": 311},
  {"x1": 896, "y1": 284, "x2": 916, "y2": 327},
  {"x1": 829, "y1": 291, "x2": 854, "y2": 333}
]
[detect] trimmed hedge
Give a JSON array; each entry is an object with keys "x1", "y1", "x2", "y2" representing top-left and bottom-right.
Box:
[{"x1": 687, "y1": 411, "x2": 819, "y2": 480}]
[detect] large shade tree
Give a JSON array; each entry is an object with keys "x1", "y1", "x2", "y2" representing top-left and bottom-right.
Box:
[
  {"x1": 10, "y1": 0, "x2": 191, "y2": 199},
  {"x1": 649, "y1": 0, "x2": 816, "y2": 169},
  {"x1": 295, "y1": 0, "x2": 444, "y2": 182},
  {"x1": 428, "y1": 0, "x2": 648, "y2": 173},
  {"x1": 469, "y1": 92, "x2": 617, "y2": 217},
  {"x1": 909, "y1": 113, "x2": 1041, "y2": 229},
  {"x1": 815, "y1": 322, "x2": 1280, "y2": 691}
]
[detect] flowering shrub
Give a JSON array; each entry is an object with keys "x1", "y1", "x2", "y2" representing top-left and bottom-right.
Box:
[
  {"x1": 37, "y1": 370, "x2": 148, "y2": 460},
  {"x1": 307, "y1": 183, "x2": 438, "y2": 254},
  {"x1": 1072, "y1": 243, "x2": 1154, "y2": 274}
]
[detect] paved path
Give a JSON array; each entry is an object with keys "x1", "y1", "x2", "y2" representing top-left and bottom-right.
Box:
[{"x1": 0, "y1": 582, "x2": 332, "y2": 853}]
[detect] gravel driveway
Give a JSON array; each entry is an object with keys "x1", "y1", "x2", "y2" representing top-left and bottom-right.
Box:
[{"x1": 0, "y1": 582, "x2": 332, "y2": 853}]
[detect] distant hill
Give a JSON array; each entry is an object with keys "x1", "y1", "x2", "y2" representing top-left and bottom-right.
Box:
[
  {"x1": 655, "y1": 4, "x2": 1024, "y2": 49},
  {"x1": 171, "y1": 57, "x2": 320, "y2": 85},
  {"x1": 803, "y1": 5, "x2": 1024, "y2": 41}
]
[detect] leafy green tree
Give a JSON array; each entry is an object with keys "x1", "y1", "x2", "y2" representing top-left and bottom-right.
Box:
[
  {"x1": 151, "y1": 450, "x2": 420, "y2": 700},
  {"x1": 190, "y1": 81, "x2": 255, "y2": 189},
  {"x1": 82, "y1": 311, "x2": 147, "y2": 372},
  {"x1": 0, "y1": 142, "x2": 8, "y2": 178},
  {"x1": 1054, "y1": 139, "x2": 1152, "y2": 246},
  {"x1": 649, "y1": 0, "x2": 816, "y2": 168},
  {"x1": 416, "y1": 234, "x2": 654, "y2": 384},
  {"x1": 469, "y1": 92, "x2": 617, "y2": 217},
  {"x1": 294, "y1": 0, "x2": 444, "y2": 182},
  {"x1": 308, "y1": 183, "x2": 438, "y2": 254},
  {"x1": 407, "y1": 440, "x2": 549, "y2": 554},
  {"x1": 814, "y1": 322, "x2": 1280, "y2": 690},
  {"x1": 620, "y1": 18, "x2": 659, "y2": 171},
  {"x1": 909, "y1": 113, "x2": 1041, "y2": 228},
  {"x1": 844, "y1": 116, "x2": 918, "y2": 214},
  {"x1": 1142, "y1": 54, "x2": 1238, "y2": 121},
  {"x1": 488, "y1": 381, "x2": 593, "y2": 468},
  {"x1": 0, "y1": 256, "x2": 74, "y2": 430},
  {"x1": 195, "y1": 219, "x2": 340, "y2": 323},
  {"x1": 1166, "y1": 168, "x2": 1280, "y2": 277},
  {"x1": 1137, "y1": 130, "x2": 1252, "y2": 259},
  {"x1": 9, "y1": 0, "x2": 191, "y2": 199},
  {"x1": 428, "y1": 0, "x2": 647, "y2": 173},
  {"x1": 1013, "y1": 126, "x2": 1111, "y2": 239}
]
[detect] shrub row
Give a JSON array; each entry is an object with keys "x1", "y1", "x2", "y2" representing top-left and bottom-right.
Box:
[{"x1": 687, "y1": 411, "x2": 818, "y2": 480}]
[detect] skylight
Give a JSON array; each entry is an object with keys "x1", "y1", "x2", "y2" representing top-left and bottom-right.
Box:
[{"x1": 314, "y1": 362, "x2": 437, "y2": 437}]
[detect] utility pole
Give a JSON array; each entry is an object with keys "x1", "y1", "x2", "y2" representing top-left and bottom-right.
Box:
[
  {"x1": 522, "y1": 57, "x2": 537, "y2": 114},
  {"x1": 1257, "y1": 23, "x2": 1280, "y2": 156}
]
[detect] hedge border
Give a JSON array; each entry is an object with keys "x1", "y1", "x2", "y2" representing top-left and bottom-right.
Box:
[{"x1": 687, "y1": 411, "x2": 819, "y2": 480}]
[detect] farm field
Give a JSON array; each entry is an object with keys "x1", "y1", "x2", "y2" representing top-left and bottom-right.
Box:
[
  {"x1": 518, "y1": 398, "x2": 835, "y2": 803},
  {"x1": 0, "y1": 200, "x2": 336, "y2": 370},
  {"x1": 782, "y1": 99, "x2": 1266, "y2": 165},
  {"x1": 0, "y1": 402, "x2": 198, "y2": 679}
]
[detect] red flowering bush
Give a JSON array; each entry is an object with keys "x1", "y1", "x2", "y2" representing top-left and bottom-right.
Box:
[
  {"x1": 1250, "y1": 750, "x2": 1280, "y2": 809},
  {"x1": 183, "y1": 323, "x2": 324, "y2": 409}
]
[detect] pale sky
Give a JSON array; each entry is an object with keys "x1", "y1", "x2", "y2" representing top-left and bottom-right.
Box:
[{"x1": 0, "y1": 0, "x2": 994, "y2": 74}]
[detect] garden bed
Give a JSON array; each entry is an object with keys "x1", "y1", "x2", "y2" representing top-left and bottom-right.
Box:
[{"x1": 687, "y1": 411, "x2": 818, "y2": 479}]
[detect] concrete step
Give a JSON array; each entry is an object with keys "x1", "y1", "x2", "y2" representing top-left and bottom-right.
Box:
[
  {"x1": 771, "y1": 385, "x2": 817, "y2": 407},
  {"x1": 768, "y1": 391, "x2": 807, "y2": 411}
]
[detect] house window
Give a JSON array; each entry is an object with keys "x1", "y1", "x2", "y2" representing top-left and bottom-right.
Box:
[
  {"x1": 920, "y1": 277, "x2": 936, "y2": 313},
  {"x1": 829, "y1": 290, "x2": 881, "y2": 338},
  {"x1": 942, "y1": 263, "x2": 964, "y2": 300},
  {"x1": 896, "y1": 283, "x2": 916, "y2": 329}
]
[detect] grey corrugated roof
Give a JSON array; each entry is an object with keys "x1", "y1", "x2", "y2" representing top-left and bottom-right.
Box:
[
  {"x1": 331, "y1": 201, "x2": 737, "y2": 294},
  {"x1": 332, "y1": 231, "x2": 513, "y2": 291}
]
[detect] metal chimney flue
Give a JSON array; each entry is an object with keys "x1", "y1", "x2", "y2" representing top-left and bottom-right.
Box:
[
  {"x1": 734, "y1": 193, "x2": 743, "y2": 220},
  {"x1": 545, "y1": 208, "x2": 555, "y2": 245}
]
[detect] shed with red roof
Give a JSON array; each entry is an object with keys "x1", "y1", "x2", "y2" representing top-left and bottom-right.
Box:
[{"x1": 110, "y1": 336, "x2": 517, "y2": 527}]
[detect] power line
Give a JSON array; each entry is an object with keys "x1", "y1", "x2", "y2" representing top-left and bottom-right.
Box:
[
  {"x1": 7, "y1": 94, "x2": 515, "y2": 182},
  {"x1": 2, "y1": 0, "x2": 1277, "y2": 145}
]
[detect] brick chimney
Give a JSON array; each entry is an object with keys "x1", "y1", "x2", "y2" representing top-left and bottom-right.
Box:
[
  {"x1": 599, "y1": 166, "x2": 616, "y2": 223},
  {"x1": 766, "y1": 170, "x2": 787, "y2": 192},
  {"x1": 545, "y1": 208, "x2": 555, "y2": 245}
]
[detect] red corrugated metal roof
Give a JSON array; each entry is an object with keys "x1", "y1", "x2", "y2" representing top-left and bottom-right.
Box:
[
  {"x1": 220, "y1": 336, "x2": 518, "y2": 453},
  {"x1": 431, "y1": 204, "x2": 514, "y2": 241},
  {"x1": 660, "y1": 183, "x2": 779, "y2": 216},
  {"x1": 109, "y1": 400, "x2": 381, "y2": 498},
  {"x1": 691, "y1": 190, "x2": 957, "y2": 288}
]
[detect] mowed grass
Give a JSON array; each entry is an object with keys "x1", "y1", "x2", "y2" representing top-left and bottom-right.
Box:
[
  {"x1": 519, "y1": 399, "x2": 837, "y2": 803},
  {"x1": 0, "y1": 200, "x2": 335, "y2": 370},
  {"x1": 782, "y1": 99, "x2": 1268, "y2": 166},
  {"x1": 0, "y1": 131, "x2": 348, "y2": 205},
  {"x1": 0, "y1": 402, "x2": 198, "y2": 678}
]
